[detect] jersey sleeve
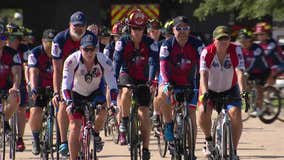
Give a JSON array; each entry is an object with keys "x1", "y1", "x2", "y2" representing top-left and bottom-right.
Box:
[
  {"x1": 51, "y1": 31, "x2": 65, "y2": 59},
  {"x1": 159, "y1": 43, "x2": 170, "y2": 84},
  {"x1": 199, "y1": 48, "x2": 209, "y2": 72},
  {"x1": 149, "y1": 40, "x2": 159, "y2": 81},
  {"x1": 28, "y1": 46, "x2": 41, "y2": 68},
  {"x1": 97, "y1": 52, "x2": 118, "y2": 90},
  {"x1": 61, "y1": 53, "x2": 77, "y2": 101},
  {"x1": 235, "y1": 46, "x2": 245, "y2": 71},
  {"x1": 113, "y1": 39, "x2": 125, "y2": 79}
]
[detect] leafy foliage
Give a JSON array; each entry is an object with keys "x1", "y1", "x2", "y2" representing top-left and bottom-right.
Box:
[{"x1": 192, "y1": 0, "x2": 284, "y2": 21}]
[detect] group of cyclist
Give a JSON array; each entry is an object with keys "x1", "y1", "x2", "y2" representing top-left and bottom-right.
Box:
[{"x1": 0, "y1": 8, "x2": 283, "y2": 160}]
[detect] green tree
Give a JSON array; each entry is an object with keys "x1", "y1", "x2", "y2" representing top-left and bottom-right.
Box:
[{"x1": 192, "y1": 0, "x2": 284, "y2": 21}]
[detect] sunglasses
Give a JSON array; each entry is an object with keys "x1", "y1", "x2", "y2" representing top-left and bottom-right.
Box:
[
  {"x1": 83, "y1": 47, "x2": 95, "y2": 52},
  {"x1": 175, "y1": 26, "x2": 190, "y2": 31},
  {"x1": 73, "y1": 24, "x2": 85, "y2": 28},
  {"x1": 131, "y1": 27, "x2": 144, "y2": 31},
  {"x1": 0, "y1": 35, "x2": 7, "y2": 41},
  {"x1": 218, "y1": 36, "x2": 231, "y2": 41}
]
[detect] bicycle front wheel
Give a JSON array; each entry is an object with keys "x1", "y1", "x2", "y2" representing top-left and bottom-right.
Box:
[
  {"x1": 0, "y1": 114, "x2": 6, "y2": 160},
  {"x1": 9, "y1": 113, "x2": 16, "y2": 160},
  {"x1": 155, "y1": 115, "x2": 167, "y2": 158},
  {"x1": 129, "y1": 110, "x2": 139, "y2": 160},
  {"x1": 221, "y1": 122, "x2": 236, "y2": 160},
  {"x1": 260, "y1": 86, "x2": 281, "y2": 124},
  {"x1": 183, "y1": 117, "x2": 195, "y2": 160}
]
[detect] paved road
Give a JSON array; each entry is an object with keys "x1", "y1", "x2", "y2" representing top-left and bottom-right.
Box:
[{"x1": 9, "y1": 116, "x2": 284, "y2": 160}]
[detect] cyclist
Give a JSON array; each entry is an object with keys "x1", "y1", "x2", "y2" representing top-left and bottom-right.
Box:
[
  {"x1": 6, "y1": 23, "x2": 29, "y2": 152},
  {"x1": 113, "y1": 9, "x2": 158, "y2": 160},
  {"x1": 103, "y1": 22, "x2": 123, "y2": 115},
  {"x1": 103, "y1": 22, "x2": 124, "y2": 60},
  {"x1": 162, "y1": 18, "x2": 174, "y2": 40},
  {"x1": 237, "y1": 29, "x2": 270, "y2": 116},
  {"x1": 147, "y1": 19, "x2": 163, "y2": 127},
  {"x1": 51, "y1": 11, "x2": 90, "y2": 155},
  {"x1": 61, "y1": 32, "x2": 118, "y2": 160},
  {"x1": 198, "y1": 26, "x2": 247, "y2": 160},
  {"x1": 98, "y1": 25, "x2": 111, "y2": 53},
  {"x1": 156, "y1": 16, "x2": 204, "y2": 157},
  {"x1": 0, "y1": 22, "x2": 22, "y2": 138},
  {"x1": 28, "y1": 29, "x2": 56, "y2": 155},
  {"x1": 254, "y1": 22, "x2": 284, "y2": 85}
]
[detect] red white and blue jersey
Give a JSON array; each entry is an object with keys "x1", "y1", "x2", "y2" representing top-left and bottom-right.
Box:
[
  {"x1": 0, "y1": 46, "x2": 22, "y2": 90},
  {"x1": 200, "y1": 43, "x2": 245, "y2": 92},
  {"x1": 51, "y1": 29, "x2": 92, "y2": 61},
  {"x1": 28, "y1": 45, "x2": 53, "y2": 88},
  {"x1": 159, "y1": 36, "x2": 204, "y2": 87},
  {"x1": 258, "y1": 38, "x2": 283, "y2": 69},
  {"x1": 242, "y1": 43, "x2": 269, "y2": 74},
  {"x1": 113, "y1": 35, "x2": 158, "y2": 81}
]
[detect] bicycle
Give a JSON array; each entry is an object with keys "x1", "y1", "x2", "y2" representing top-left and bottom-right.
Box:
[
  {"x1": 118, "y1": 83, "x2": 148, "y2": 160},
  {"x1": 169, "y1": 86, "x2": 195, "y2": 160},
  {"x1": 38, "y1": 87, "x2": 61, "y2": 160},
  {"x1": 105, "y1": 105, "x2": 119, "y2": 144},
  {"x1": 0, "y1": 91, "x2": 17, "y2": 160},
  {"x1": 204, "y1": 90, "x2": 249, "y2": 160},
  {"x1": 0, "y1": 91, "x2": 7, "y2": 160},
  {"x1": 243, "y1": 73, "x2": 281, "y2": 124},
  {"x1": 77, "y1": 100, "x2": 102, "y2": 160}
]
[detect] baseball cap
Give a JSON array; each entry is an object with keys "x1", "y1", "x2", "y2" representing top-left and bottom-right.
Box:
[
  {"x1": 213, "y1": 26, "x2": 231, "y2": 40},
  {"x1": 173, "y1": 16, "x2": 189, "y2": 27},
  {"x1": 42, "y1": 29, "x2": 56, "y2": 41},
  {"x1": 80, "y1": 33, "x2": 98, "y2": 48},
  {"x1": 70, "y1": 11, "x2": 87, "y2": 26}
]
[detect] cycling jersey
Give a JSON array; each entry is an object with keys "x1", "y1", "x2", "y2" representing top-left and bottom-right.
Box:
[
  {"x1": 159, "y1": 36, "x2": 204, "y2": 86},
  {"x1": 52, "y1": 29, "x2": 92, "y2": 60},
  {"x1": 258, "y1": 38, "x2": 283, "y2": 69},
  {"x1": 28, "y1": 45, "x2": 53, "y2": 88},
  {"x1": 113, "y1": 35, "x2": 158, "y2": 81},
  {"x1": 200, "y1": 43, "x2": 245, "y2": 92},
  {"x1": 61, "y1": 51, "x2": 117, "y2": 100},
  {"x1": 0, "y1": 46, "x2": 22, "y2": 89},
  {"x1": 242, "y1": 43, "x2": 269, "y2": 74}
]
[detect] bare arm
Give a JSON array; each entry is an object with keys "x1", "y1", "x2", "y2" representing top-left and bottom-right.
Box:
[
  {"x1": 29, "y1": 67, "x2": 39, "y2": 90},
  {"x1": 11, "y1": 65, "x2": 22, "y2": 89},
  {"x1": 236, "y1": 68, "x2": 246, "y2": 92},
  {"x1": 199, "y1": 70, "x2": 209, "y2": 94},
  {"x1": 52, "y1": 59, "x2": 63, "y2": 94}
]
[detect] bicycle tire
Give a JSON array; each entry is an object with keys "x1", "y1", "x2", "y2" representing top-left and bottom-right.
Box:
[
  {"x1": 156, "y1": 116, "x2": 167, "y2": 158},
  {"x1": 226, "y1": 122, "x2": 236, "y2": 160},
  {"x1": 9, "y1": 113, "x2": 16, "y2": 160},
  {"x1": 259, "y1": 86, "x2": 281, "y2": 124},
  {"x1": 55, "y1": 112, "x2": 61, "y2": 160},
  {"x1": 110, "y1": 116, "x2": 119, "y2": 144},
  {"x1": 91, "y1": 132, "x2": 98, "y2": 160},
  {"x1": 82, "y1": 128, "x2": 91, "y2": 160},
  {"x1": 0, "y1": 113, "x2": 5, "y2": 160},
  {"x1": 221, "y1": 122, "x2": 227, "y2": 160},
  {"x1": 183, "y1": 116, "x2": 195, "y2": 160},
  {"x1": 129, "y1": 108, "x2": 139, "y2": 160}
]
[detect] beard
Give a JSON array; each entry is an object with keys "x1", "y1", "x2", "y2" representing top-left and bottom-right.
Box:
[{"x1": 70, "y1": 30, "x2": 86, "y2": 40}]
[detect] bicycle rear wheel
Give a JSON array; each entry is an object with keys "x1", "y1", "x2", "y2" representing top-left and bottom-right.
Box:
[
  {"x1": 9, "y1": 113, "x2": 16, "y2": 160},
  {"x1": 155, "y1": 115, "x2": 167, "y2": 158},
  {"x1": 0, "y1": 113, "x2": 6, "y2": 160},
  {"x1": 183, "y1": 117, "x2": 195, "y2": 160},
  {"x1": 259, "y1": 86, "x2": 281, "y2": 124}
]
